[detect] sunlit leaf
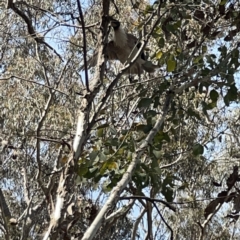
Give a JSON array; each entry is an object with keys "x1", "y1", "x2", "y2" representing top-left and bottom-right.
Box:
[
  {"x1": 77, "y1": 163, "x2": 89, "y2": 176},
  {"x1": 202, "y1": 45, "x2": 207, "y2": 53},
  {"x1": 156, "y1": 50, "x2": 163, "y2": 59},
  {"x1": 167, "y1": 59, "x2": 176, "y2": 72},
  {"x1": 220, "y1": 0, "x2": 227, "y2": 5},
  {"x1": 97, "y1": 128, "x2": 104, "y2": 137},
  {"x1": 100, "y1": 160, "x2": 118, "y2": 175}
]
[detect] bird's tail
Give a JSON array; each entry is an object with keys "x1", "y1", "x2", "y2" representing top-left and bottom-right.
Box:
[{"x1": 142, "y1": 61, "x2": 158, "y2": 73}]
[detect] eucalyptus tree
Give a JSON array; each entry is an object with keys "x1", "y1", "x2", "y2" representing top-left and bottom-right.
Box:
[{"x1": 1, "y1": 0, "x2": 240, "y2": 239}]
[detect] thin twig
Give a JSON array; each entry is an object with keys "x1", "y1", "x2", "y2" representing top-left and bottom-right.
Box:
[
  {"x1": 0, "y1": 76, "x2": 68, "y2": 96},
  {"x1": 131, "y1": 209, "x2": 146, "y2": 240},
  {"x1": 160, "y1": 153, "x2": 183, "y2": 169},
  {"x1": 152, "y1": 200, "x2": 173, "y2": 240},
  {"x1": 120, "y1": 196, "x2": 176, "y2": 212}
]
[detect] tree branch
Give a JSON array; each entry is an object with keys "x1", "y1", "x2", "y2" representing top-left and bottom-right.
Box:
[
  {"x1": 82, "y1": 91, "x2": 173, "y2": 240},
  {"x1": 7, "y1": 0, "x2": 63, "y2": 61},
  {"x1": 120, "y1": 195, "x2": 176, "y2": 212},
  {"x1": 77, "y1": 0, "x2": 90, "y2": 92}
]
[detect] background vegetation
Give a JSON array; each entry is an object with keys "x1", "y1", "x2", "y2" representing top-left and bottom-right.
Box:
[{"x1": 1, "y1": 0, "x2": 240, "y2": 239}]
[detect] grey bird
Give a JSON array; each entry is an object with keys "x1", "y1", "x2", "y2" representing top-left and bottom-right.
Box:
[{"x1": 82, "y1": 18, "x2": 158, "y2": 75}]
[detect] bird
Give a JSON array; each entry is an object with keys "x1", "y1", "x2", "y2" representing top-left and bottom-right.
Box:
[{"x1": 81, "y1": 18, "x2": 158, "y2": 75}]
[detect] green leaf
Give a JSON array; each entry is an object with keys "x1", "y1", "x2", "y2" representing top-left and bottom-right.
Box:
[
  {"x1": 138, "y1": 89, "x2": 148, "y2": 97},
  {"x1": 167, "y1": 59, "x2": 176, "y2": 72},
  {"x1": 224, "y1": 84, "x2": 238, "y2": 104},
  {"x1": 153, "y1": 150, "x2": 162, "y2": 159},
  {"x1": 159, "y1": 81, "x2": 170, "y2": 93},
  {"x1": 158, "y1": 38, "x2": 165, "y2": 48},
  {"x1": 138, "y1": 98, "x2": 152, "y2": 108},
  {"x1": 220, "y1": 0, "x2": 227, "y2": 5},
  {"x1": 165, "y1": 24, "x2": 174, "y2": 33},
  {"x1": 102, "y1": 179, "x2": 112, "y2": 192},
  {"x1": 77, "y1": 164, "x2": 89, "y2": 176},
  {"x1": 100, "y1": 160, "x2": 118, "y2": 175},
  {"x1": 173, "y1": 20, "x2": 182, "y2": 29},
  {"x1": 99, "y1": 152, "x2": 107, "y2": 161},
  {"x1": 205, "y1": 55, "x2": 215, "y2": 68},
  {"x1": 207, "y1": 101, "x2": 217, "y2": 109},
  {"x1": 133, "y1": 169, "x2": 149, "y2": 189},
  {"x1": 153, "y1": 97, "x2": 160, "y2": 108},
  {"x1": 84, "y1": 167, "x2": 99, "y2": 179},
  {"x1": 106, "y1": 138, "x2": 119, "y2": 147},
  {"x1": 202, "y1": 45, "x2": 207, "y2": 53},
  {"x1": 143, "y1": 61, "x2": 156, "y2": 70},
  {"x1": 224, "y1": 95, "x2": 230, "y2": 106},
  {"x1": 96, "y1": 123, "x2": 109, "y2": 129},
  {"x1": 154, "y1": 131, "x2": 170, "y2": 143},
  {"x1": 226, "y1": 70, "x2": 234, "y2": 84},
  {"x1": 230, "y1": 49, "x2": 239, "y2": 69},
  {"x1": 89, "y1": 151, "x2": 99, "y2": 161},
  {"x1": 193, "y1": 143, "x2": 204, "y2": 156},
  {"x1": 136, "y1": 124, "x2": 152, "y2": 134},
  {"x1": 187, "y1": 108, "x2": 201, "y2": 120},
  {"x1": 193, "y1": 55, "x2": 203, "y2": 64},
  {"x1": 210, "y1": 89, "x2": 219, "y2": 102},
  {"x1": 156, "y1": 50, "x2": 163, "y2": 59},
  {"x1": 97, "y1": 128, "x2": 104, "y2": 137},
  {"x1": 232, "y1": 49, "x2": 239, "y2": 59},
  {"x1": 146, "y1": 110, "x2": 157, "y2": 117},
  {"x1": 218, "y1": 45, "x2": 227, "y2": 58},
  {"x1": 201, "y1": 68, "x2": 211, "y2": 76},
  {"x1": 162, "y1": 187, "x2": 174, "y2": 202},
  {"x1": 152, "y1": 27, "x2": 162, "y2": 38},
  {"x1": 145, "y1": 5, "x2": 154, "y2": 13},
  {"x1": 162, "y1": 175, "x2": 174, "y2": 202},
  {"x1": 109, "y1": 126, "x2": 117, "y2": 135}
]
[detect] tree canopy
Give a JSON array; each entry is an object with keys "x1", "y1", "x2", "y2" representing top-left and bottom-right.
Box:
[{"x1": 1, "y1": 0, "x2": 240, "y2": 239}]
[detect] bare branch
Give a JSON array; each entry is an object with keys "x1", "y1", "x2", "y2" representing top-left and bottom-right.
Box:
[
  {"x1": 0, "y1": 188, "x2": 11, "y2": 233},
  {"x1": 0, "y1": 76, "x2": 68, "y2": 96},
  {"x1": 77, "y1": 0, "x2": 90, "y2": 92},
  {"x1": 152, "y1": 200, "x2": 173, "y2": 240},
  {"x1": 120, "y1": 196, "x2": 176, "y2": 212},
  {"x1": 146, "y1": 201, "x2": 153, "y2": 240},
  {"x1": 105, "y1": 199, "x2": 135, "y2": 222},
  {"x1": 131, "y1": 209, "x2": 146, "y2": 240},
  {"x1": 7, "y1": 0, "x2": 63, "y2": 61}
]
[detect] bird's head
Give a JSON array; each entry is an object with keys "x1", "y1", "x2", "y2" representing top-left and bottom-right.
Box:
[{"x1": 110, "y1": 18, "x2": 121, "y2": 30}]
